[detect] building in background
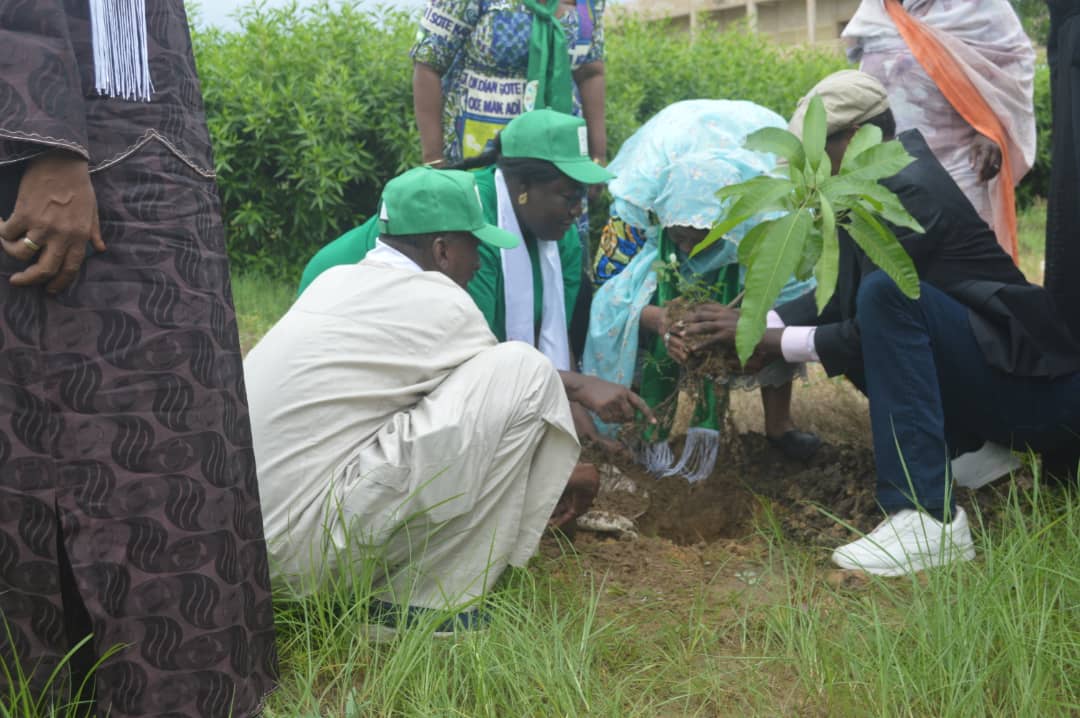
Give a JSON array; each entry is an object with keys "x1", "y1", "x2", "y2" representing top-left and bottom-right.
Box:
[{"x1": 614, "y1": 0, "x2": 860, "y2": 45}]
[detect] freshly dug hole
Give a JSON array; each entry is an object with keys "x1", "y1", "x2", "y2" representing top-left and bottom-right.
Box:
[{"x1": 588, "y1": 433, "x2": 882, "y2": 546}]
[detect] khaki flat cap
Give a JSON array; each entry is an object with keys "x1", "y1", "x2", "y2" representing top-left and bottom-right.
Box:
[{"x1": 788, "y1": 70, "x2": 891, "y2": 138}]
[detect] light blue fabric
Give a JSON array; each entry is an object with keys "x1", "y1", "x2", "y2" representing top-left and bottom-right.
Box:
[
  {"x1": 584, "y1": 100, "x2": 816, "y2": 399},
  {"x1": 607, "y1": 99, "x2": 788, "y2": 233}
]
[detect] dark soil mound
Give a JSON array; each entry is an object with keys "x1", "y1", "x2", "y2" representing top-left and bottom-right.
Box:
[
  {"x1": 590, "y1": 432, "x2": 881, "y2": 547},
  {"x1": 589, "y1": 431, "x2": 1029, "y2": 549}
]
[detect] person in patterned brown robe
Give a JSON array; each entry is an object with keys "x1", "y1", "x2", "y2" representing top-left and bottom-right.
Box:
[{"x1": 0, "y1": 1, "x2": 277, "y2": 716}]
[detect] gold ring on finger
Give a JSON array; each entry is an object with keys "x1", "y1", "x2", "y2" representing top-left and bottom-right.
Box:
[{"x1": 22, "y1": 236, "x2": 41, "y2": 252}]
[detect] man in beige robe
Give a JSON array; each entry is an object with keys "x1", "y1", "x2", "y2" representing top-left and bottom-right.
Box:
[{"x1": 245, "y1": 168, "x2": 592, "y2": 626}]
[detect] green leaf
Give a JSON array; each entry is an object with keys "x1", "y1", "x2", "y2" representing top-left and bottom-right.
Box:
[
  {"x1": 825, "y1": 179, "x2": 924, "y2": 234},
  {"x1": 735, "y1": 208, "x2": 813, "y2": 364},
  {"x1": 696, "y1": 223, "x2": 730, "y2": 258},
  {"x1": 815, "y1": 193, "x2": 839, "y2": 312},
  {"x1": 792, "y1": 162, "x2": 808, "y2": 206},
  {"x1": 736, "y1": 218, "x2": 773, "y2": 266},
  {"x1": 744, "y1": 127, "x2": 806, "y2": 172},
  {"x1": 845, "y1": 204, "x2": 921, "y2": 300},
  {"x1": 802, "y1": 96, "x2": 827, "y2": 172},
  {"x1": 854, "y1": 186, "x2": 924, "y2": 233},
  {"x1": 796, "y1": 228, "x2": 823, "y2": 281},
  {"x1": 694, "y1": 177, "x2": 793, "y2": 257},
  {"x1": 714, "y1": 175, "x2": 794, "y2": 207},
  {"x1": 839, "y1": 124, "x2": 883, "y2": 173},
  {"x1": 837, "y1": 140, "x2": 917, "y2": 184},
  {"x1": 814, "y1": 151, "x2": 832, "y2": 186}
]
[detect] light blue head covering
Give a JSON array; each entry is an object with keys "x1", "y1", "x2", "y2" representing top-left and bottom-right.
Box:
[
  {"x1": 607, "y1": 99, "x2": 787, "y2": 236},
  {"x1": 584, "y1": 100, "x2": 815, "y2": 417}
]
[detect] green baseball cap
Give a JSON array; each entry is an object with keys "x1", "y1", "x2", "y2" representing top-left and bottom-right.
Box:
[
  {"x1": 377, "y1": 167, "x2": 518, "y2": 249},
  {"x1": 500, "y1": 109, "x2": 615, "y2": 185}
]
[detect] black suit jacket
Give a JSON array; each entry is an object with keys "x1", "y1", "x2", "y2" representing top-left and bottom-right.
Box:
[{"x1": 776, "y1": 130, "x2": 1080, "y2": 380}]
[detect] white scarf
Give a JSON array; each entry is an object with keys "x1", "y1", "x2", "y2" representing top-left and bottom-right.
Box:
[
  {"x1": 89, "y1": 0, "x2": 154, "y2": 101},
  {"x1": 493, "y1": 169, "x2": 571, "y2": 371}
]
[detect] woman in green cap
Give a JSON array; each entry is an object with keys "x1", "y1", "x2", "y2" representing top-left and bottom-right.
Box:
[
  {"x1": 298, "y1": 109, "x2": 644, "y2": 447},
  {"x1": 411, "y1": 0, "x2": 606, "y2": 169}
]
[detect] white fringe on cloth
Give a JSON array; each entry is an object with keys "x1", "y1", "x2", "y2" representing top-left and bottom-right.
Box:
[
  {"x1": 639, "y1": 427, "x2": 719, "y2": 484},
  {"x1": 89, "y1": 0, "x2": 153, "y2": 101}
]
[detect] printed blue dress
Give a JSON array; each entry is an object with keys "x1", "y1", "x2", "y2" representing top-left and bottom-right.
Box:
[{"x1": 411, "y1": 0, "x2": 604, "y2": 162}]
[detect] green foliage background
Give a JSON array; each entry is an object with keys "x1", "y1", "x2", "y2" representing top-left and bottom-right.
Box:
[
  {"x1": 1010, "y1": 0, "x2": 1050, "y2": 44},
  {"x1": 192, "y1": 4, "x2": 422, "y2": 277},
  {"x1": 191, "y1": 4, "x2": 1052, "y2": 280}
]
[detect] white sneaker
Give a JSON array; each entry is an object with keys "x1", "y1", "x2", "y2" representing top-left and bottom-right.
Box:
[
  {"x1": 951, "y1": 441, "x2": 1021, "y2": 490},
  {"x1": 831, "y1": 507, "x2": 976, "y2": 576}
]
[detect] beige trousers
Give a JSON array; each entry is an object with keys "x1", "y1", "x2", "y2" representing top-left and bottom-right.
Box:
[{"x1": 330, "y1": 342, "x2": 578, "y2": 609}]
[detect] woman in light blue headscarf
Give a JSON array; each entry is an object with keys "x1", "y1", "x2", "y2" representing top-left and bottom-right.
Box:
[{"x1": 584, "y1": 100, "x2": 820, "y2": 481}]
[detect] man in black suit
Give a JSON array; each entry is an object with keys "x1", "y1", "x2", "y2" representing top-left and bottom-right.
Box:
[{"x1": 675, "y1": 70, "x2": 1080, "y2": 576}]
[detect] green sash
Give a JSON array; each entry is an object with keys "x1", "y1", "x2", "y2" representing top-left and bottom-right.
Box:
[{"x1": 521, "y1": 0, "x2": 574, "y2": 113}]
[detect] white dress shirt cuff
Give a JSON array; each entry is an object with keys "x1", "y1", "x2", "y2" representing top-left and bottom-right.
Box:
[{"x1": 780, "y1": 326, "x2": 820, "y2": 363}]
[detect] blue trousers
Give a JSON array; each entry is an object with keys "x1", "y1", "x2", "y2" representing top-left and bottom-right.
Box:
[{"x1": 856, "y1": 271, "x2": 1080, "y2": 514}]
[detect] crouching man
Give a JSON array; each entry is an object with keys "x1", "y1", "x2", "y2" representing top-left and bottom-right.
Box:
[
  {"x1": 677, "y1": 71, "x2": 1080, "y2": 576},
  {"x1": 245, "y1": 168, "x2": 599, "y2": 630}
]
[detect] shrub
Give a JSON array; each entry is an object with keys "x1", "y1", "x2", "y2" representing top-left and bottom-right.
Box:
[
  {"x1": 1018, "y1": 57, "x2": 1051, "y2": 208},
  {"x1": 603, "y1": 17, "x2": 848, "y2": 153},
  {"x1": 192, "y1": 3, "x2": 420, "y2": 277}
]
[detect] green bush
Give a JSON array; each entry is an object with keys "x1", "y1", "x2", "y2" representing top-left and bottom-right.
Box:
[
  {"x1": 191, "y1": 5, "x2": 1052, "y2": 279},
  {"x1": 193, "y1": 3, "x2": 420, "y2": 277},
  {"x1": 603, "y1": 17, "x2": 848, "y2": 153},
  {"x1": 1018, "y1": 58, "x2": 1051, "y2": 207}
]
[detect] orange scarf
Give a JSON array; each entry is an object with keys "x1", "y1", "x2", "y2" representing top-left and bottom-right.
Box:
[{"x1": 883, "y1": 0, "x2": 1019, "y2": 263}]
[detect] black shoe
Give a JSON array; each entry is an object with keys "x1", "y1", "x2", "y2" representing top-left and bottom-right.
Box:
[{"x1": 767, "y1": 430, "x2": 823, "y2": 461}]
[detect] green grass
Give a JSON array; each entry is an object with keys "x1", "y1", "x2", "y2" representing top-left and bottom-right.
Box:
[
  {"x1": 756, "y1": 469, "x2": 1080, "y2": 716},
  {"x1": 250, "y1": 466, "x2": 1080, "y2": 717},
  {"x1": 1018, "y1": 198, "x2": 1047, "y2": 283},
  {"x1": 265, "y1": 557, "x2": 651, "y2": 718},
  {"x1": 231, "y1": 271, "x2": 297, "y2": 355}
]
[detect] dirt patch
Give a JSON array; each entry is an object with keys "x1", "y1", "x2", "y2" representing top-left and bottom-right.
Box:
[
  {"x1": 585, "y1": 363, "x2": 882, "y2": 548},
  {"x1": 635, "y1": 472, "x2": 757, "y2": 545},
  {"x1": 587, "y1": 430, "x2": 1029, "y2": 554},
  {"x1": 739, "y1": 434, "x2": 882, "y2": 546},
  {"x1": 587, "y1": 432, "x2": 881, "y2": 548},
  {"x1": 729, "y1": 363, "x2": 872, "y2": 448},
  {"x1": 551, "y1": 363, "x2": 1039, "y2": 651},
  {"x1": 541, "y1": 530, "x2": 785, "y2": 624}
]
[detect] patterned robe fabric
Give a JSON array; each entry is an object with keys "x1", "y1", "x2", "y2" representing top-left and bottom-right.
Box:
[
  {"x1": 411, "y1": 0, "x2": 604, "y2": 162},
  {"x1": 0, "y1": 2, "x2": 277, "y2": 716}
]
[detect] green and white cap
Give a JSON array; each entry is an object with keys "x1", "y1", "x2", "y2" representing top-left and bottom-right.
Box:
[
  {"x1": 377, "y1": 167, "x2": 519, "y2": 249},
  {"x1": 500, "y1": 109, "x2": 615, "y2": 185}
]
